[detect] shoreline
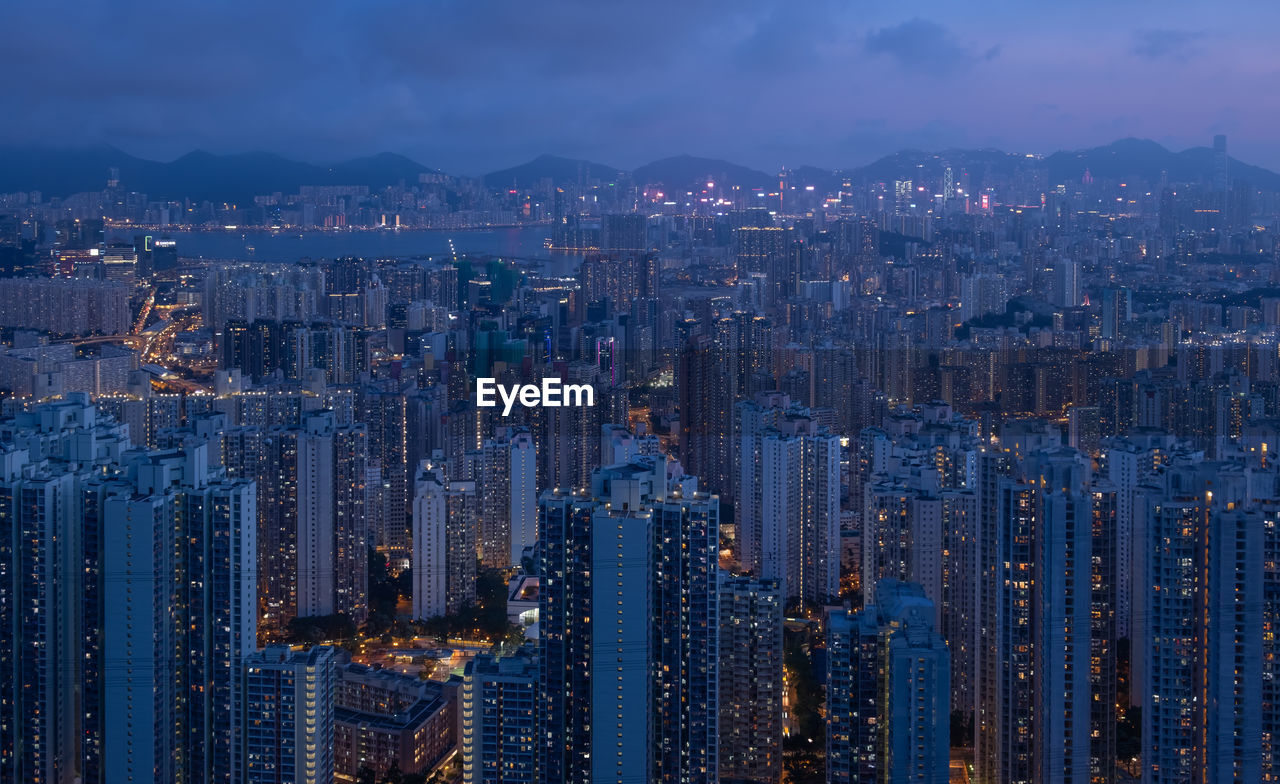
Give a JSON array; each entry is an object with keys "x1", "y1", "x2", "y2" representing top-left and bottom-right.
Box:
[{"x1": 105, "y1": 222, "x2": 553, "y2": 235}]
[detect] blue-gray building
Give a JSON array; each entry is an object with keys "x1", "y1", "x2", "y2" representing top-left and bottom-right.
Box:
[{"x1": 827, "y1": 579, "x2": 950, "y2": 784}]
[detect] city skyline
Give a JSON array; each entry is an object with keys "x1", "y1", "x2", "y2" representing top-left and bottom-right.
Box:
[{"x1": 4, "y1": 4, "x2": 1279, "y2": 783}]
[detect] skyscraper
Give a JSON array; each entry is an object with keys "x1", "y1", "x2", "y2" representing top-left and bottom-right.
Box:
[
  {"x1": 1027, "y1": 449, "x2": 1114, "y2": 784},
  {"x1": 0, "y1": 397, "x2": 262, "y2": 784},
  {"x1": 295, "y1": 412, "x2": 368, "y2": 624},
  {"x1": 412, "y1": 462, "x2": 478, "y2": 618},
  {"x1": 1214, "y1": 134, "x2": 1229, "y2": 195},
  {"x1": 679, "y1": 334, "x2": 735, "y2": 500},
  {"x1": 98, "y1": 443, "x2": 261, "y2": 784},
  {"x1": 538, "y1": 456, "x2": 722, "y2": 784},
  {"x1": 971, "y1": 443, "x2": 1124, "y2": 784},
  {"x1": 242, "y1": 645, "x2": 337, "y2": 784},
  {"x1": 536, "y1": 492, "x2": 595, "y2": 784},
  {"x1": 0, "y1": 458, "x2": 89, "y2": 784},
  {"x1": 827, "y1": 579, "x2": 951, "y2": 784},
  {"x1": 462, "y1": 650, "x2": 539, "y2": 784},
  {"x1": 186, "y1": 479, "x2": 259, "y2": 784},
  {"x1": 740, "y1": 400, "x2": 841, "y2": 605},
  {"x1": 102, "y1": 488, "x2": 185, "y2": 784},
  {"x1": 718, "y1": 576, "x2": 783, "y2": 784},
  {"x1": 650, "y1": 494, "x2": 720, "y2": 784},
  {"x1": 977, "y1": 464, "x2": 1036, "y2": 784},
  {"x1": 0, "y1": 395, "x2": 276, "y2": 784},
  {"x1": 1141, "y1": 462, "x2": 1272, "y2": 784},
  {"x1": 589, "y1": 505, "x2": 652, "y2": 784},
  {"x1": 465, "y1": 428, "x2": 537, "y2": 568}
]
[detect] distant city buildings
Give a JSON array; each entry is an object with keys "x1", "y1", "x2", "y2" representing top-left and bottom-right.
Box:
[{"x1": 0, "y1": 277, "x2": 130, "y2": 336}]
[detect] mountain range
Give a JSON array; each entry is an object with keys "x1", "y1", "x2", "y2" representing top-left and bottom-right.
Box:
[{"x1": 0, "y1": 138, "x2": 1275, "y2": 202}]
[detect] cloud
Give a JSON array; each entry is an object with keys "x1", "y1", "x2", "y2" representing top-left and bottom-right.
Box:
[
  {"x1": 1131, "y1": 29, "x2": 1206, "y2": 60},
  {"x1": 0, "y1": 2, "x2": 1278, "y2": 173},
  {"x1": 865, "y1": 19, "x2": 999, "y2": 72}
]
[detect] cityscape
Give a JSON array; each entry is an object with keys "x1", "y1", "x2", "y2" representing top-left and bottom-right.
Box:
[{"x1": 2, "y1": 4, "x2": 1279, "y2": 784}]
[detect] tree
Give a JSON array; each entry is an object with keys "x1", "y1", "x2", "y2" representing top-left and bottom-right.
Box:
[{"x1": 284, "y1": 613, "x2": 356, "y2": 644}]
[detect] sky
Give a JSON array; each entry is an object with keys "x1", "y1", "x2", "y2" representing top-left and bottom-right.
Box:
[{"x1": 2, "y1": 0, "x2": 1278, "y2": 175}]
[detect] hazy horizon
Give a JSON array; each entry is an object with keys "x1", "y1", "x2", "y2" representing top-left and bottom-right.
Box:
[
  {"x1": 4, "y1": 1, "x2": 1280, "y2": 173},
  {"x1": 0, "y1": 135, "x2": 1260, "y2": 181}
]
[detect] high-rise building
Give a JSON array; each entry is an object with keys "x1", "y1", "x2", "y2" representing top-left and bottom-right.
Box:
[
  {"x1": 1100, "y1": 287, "x2": 1132, "y2": 341},
  {"x1": 861, "y1": 482, "x2": 912, "y2": 603},
  {"x1": 256, "y1": 425, "x2": 303, "y2": 629},
  {"x1": 102, "y1": 487, "x2": 185, "y2": 784},
  {"x1": 1141, "y1": 462, "x2": 1273, "y2": 784},
  {"x1": 242, "y1": 645, "x2": 337, "y2": 784},
  {"x1": 0, "y1": 278, "x2": 131, "y2": 336},
  {"x1": 976, "y1": 461, "x2": 1036, "y2": 784},
  {"x1": 465, "y1": 428, "x2": 537, "y2": 568},
  {"x1": 718, "y1": 576, "x2": 783, "y2": 784},
  {"x1": 827, "y1": 579, "x2": 950, "y2": 784},
  {"x1": 968, "y1": 444, "x2": 1123, "y2": 784},
  {"x1": 99, "y1": 444, "x2": 261, "y2": 784},
  {"x1": 540, "y1": 365, "x2": 616, "y2": 494},
  {"x1": 359, "y1": 387, "x2": 412, "y2": 563},
  {"x1": 679, "y1": 334, "x2": 735, "y2": 500},
  {"x1": 1026, "y1": 449, "x2": 1115, "y2": 784},
  {"x1": 329, "y1": 419, "x2": 369, "y2": 623},
  {"x1": 734, "y1": 225, "x2": 788, "y2": 280},
  {"x1": 253, "y1": 411, "x2": 368, "y2": 630},
  {"x1": 1089, "y1": 481, "x2": 1119, "y2": 784},
  {"x1": 1100, "y1": 431, "x2": 1181, "y2": 705},
  {"x1": 412, "y1": 463, "x2": 478, "y2": 618},
  {"x1": 1213, "y1": 134, "x2": 1229, "y2": 195},
  {"x1": 940, "y1": 488, "x2": 979, "y2": 721},
  {"x1": 538, "y1": 456, "x2": 721, "y2": 784},
  {"x1": 0, "y1": 459, "x2": 90, "y2": 784},
  {"x1": 1264, "y1": 511, "x2": 1280, "y2": 784},
  {"x1": 650, "y1": 494, "x2": 720, "y2": 784},
  {"x1": 186, "y1": 479, "x2": 259, "y2": 784},
  {"x1": 414, "y1": 458, "x2": 481, "y2": 617},
  {"x1": 587, "y1": 505, "x2": 652, "y2": 784},
  {"x1": 740, "y1": 403, "x2": 841, "y2": 605},
  {"x1": 508, "y1": 431, "x2": 538, "y2": 565},
  {"x1": 0, "y1": 397, "x2": 256, "y2": 784},
  {"x1": 536, "y1": 493, "x2": 595, "y2": 784},
  {"x1": 462, "y1": 650, "x2": 539, "y2": 784},
  {"x1": 1054, "y1": 261, "x2": 1081, "y2": 308}
]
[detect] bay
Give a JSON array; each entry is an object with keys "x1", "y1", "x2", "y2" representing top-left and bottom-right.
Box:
[{"x1": 109, "y1": 225, "x2": 583, "y2": 275}]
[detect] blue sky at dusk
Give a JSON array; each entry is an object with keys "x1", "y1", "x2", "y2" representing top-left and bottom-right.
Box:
[{"x1": 2, "y1": 0, "x2": 1275, "y2": 173}]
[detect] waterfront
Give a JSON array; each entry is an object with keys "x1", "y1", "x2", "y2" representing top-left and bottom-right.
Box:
[{"x1": 108, "y1": 225, "x2": 571, "y2": 269}]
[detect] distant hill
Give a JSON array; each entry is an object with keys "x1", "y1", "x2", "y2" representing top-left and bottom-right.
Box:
[
  {"x1": 631, "y1": 155, "x2": 773, "y2": 191},
  {"x1": 839, "y1": 138, "x2": 1280, "y2": 193},
  {"x1": 482, "y1": 154, "x2": 623, "y2": 189},
  {"x1": 788, "y1": 165, "x2": 844, "y2": 193},
  {"x1": 326, "y1": 152, "x2": 439, "y2": 188},
  {"x1": 848, "y1": 147, "x2": 1030, "y2": 184},
  {"x1": 4, "y1": 138, "x2": 1280, "y2": 202},
  {"x1": 0, "y1": 145, "x2": 442, "y2": 202},
  {"x1": 1043, "y1": 137, "x2": 1280, "y2": 190},
  {"x1": 0, "y1": 144, "x2": 150, "y2": 199}
]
